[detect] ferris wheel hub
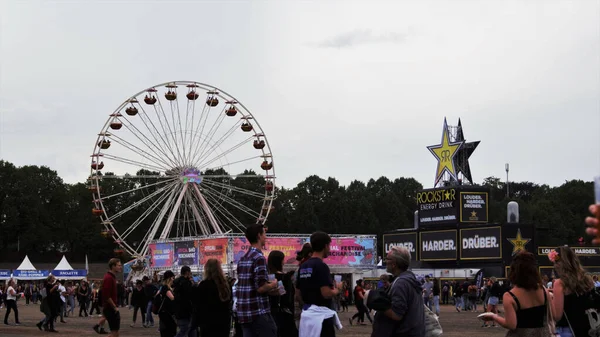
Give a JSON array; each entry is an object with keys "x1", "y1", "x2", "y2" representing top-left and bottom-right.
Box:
[{"x1": 180, "y1": 168, "x2": 202, "y2": 184}]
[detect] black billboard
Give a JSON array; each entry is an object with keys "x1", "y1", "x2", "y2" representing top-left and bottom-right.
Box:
[
  {"x1": 538, "y1": 246, "x2": 600, "y2": 257},
  {"x1": 459, "y1": 192, "x2": 489, "y2": 223},
  {"x1": 383, "y1": 232, "x2": 418, "y2": 262},
  {"x1": 416, "y1": 188, "x2": 459, "y2": 226},
  {"x1": 419, "y1": 230, "x2": 457, "y2": 261},
  {"x1": 460, "y1": 226, "x2": 502, "y2": 260},
  {"x1": 502, "y1": 225, "x2": 535, "y2": 266}
]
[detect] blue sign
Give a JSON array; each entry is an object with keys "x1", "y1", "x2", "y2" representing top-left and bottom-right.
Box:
[
  {"x1": 13, "y1": 270, "x2": 49, "y2": 278},
  {"x1": 0, "y1": 270, "x2": 11, "y2": 278},
  {"x1": 52, "y1": 270, "x2": 87, "y2": 278}
]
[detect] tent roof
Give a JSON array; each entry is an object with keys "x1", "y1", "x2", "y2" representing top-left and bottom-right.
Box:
[
  {"x1": 16, "y1": 255, "x2": 37, "y2": 270},
  {"x1": 54, "y1": 256, "x2": 74, "y2": 271}
]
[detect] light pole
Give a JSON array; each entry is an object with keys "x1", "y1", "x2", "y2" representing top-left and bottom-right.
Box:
[{"x1": 505, "y1": 163, "x2": 510, "y2": 198}]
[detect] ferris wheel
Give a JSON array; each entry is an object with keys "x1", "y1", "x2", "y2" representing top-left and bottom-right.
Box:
[{"x1": 89, "y1": 81, "x2": 275, "y2": 258}]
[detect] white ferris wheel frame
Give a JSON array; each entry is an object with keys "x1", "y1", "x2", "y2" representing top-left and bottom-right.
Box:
[{"x1": 89, "y1": 81, "x2": 276, "y2": 258}]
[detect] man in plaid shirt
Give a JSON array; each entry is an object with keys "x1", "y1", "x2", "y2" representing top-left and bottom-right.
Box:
[{"x1": 236, "y1": 224, "x2": 279, "y2": 337}]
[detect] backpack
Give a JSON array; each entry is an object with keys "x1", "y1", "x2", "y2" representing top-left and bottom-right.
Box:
[{"x1": 151, "y1": 286, "x2": 164, "y2": 315}]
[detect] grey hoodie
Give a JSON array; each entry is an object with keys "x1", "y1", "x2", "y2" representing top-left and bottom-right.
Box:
[{"x1": 371, "y1": 271, "x2": 425, "y2": 337}]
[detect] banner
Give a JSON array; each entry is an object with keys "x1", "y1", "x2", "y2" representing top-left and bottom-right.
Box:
[
  {"x1": 174, "y1": 241, "x2": 199, "y2": 267},
  {"x1": 382, "y1": 232, "x2": 418, "y2": 262},
  {"x1": 0, "y1": 270, "x2": 11, "y2": 278},
  {"x1": 459, "y1": 192, "x2": 489, "y2": 223},
  {"x1": 198, "y1": 238, "x2": 228, "y2": 265},
  {"x1": 538, "y1": 246, "x2": 600, "y2": 257},
  {"x1": 416, "y1": 187, "x2": 459, "y2": 225},
  {"x1": 13, "y1": 270, "x2": 49, "y2": 279},
  {"x1": 52, "y1": 270, "x2": 87, "y2": 278},
  {"x1": 149, "y1": 242, "x2": 174, "y2": 267},
  {"x1": 325, "y1": 237, "x2": 376, "y2": 266},
  {"x1": 460, "y1": 226, "x2": 502, "y2": 260},
  {"x1": 232, "y1": 237, "x2": 305, "y2": 265},
  {"x1": 419, "y1": 230, "x2": 457, "y2": 261}
]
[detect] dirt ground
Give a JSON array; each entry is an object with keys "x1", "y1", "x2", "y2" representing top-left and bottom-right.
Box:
[{"x1": 0, "y1": 303, "x2": 507, "y2": 336}]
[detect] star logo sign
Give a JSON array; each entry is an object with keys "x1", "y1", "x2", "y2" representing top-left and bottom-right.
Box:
[
  {"x1": 470, "y1": 211, "x2": 477, "y2": 217},
  {"x1": 427, "y1": 118, "x2": 464, "y2": 186},
  {"x1": 507, "y1": 229, "x2": 531, "y2": 255}
]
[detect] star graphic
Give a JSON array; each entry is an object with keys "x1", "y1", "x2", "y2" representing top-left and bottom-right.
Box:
[
  {"x1": 507, "y1": 228, "x2": 531, "y2": 255},
  {"x1": 454, "y1": 119, "x2": 479, "y2": 184},
  {"x1": 427, "y1": 118, "x2": 464, "y2": 186},
  {"x1": 470, "y1": 211, "x2": 477, "y2": 217}
]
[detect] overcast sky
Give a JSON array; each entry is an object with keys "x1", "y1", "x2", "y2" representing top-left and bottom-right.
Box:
[{"x1": 0, "y1": 0, "x2": 598, "y2": 190}]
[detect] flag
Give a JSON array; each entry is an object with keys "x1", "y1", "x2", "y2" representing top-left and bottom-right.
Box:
[{"x1": 473, "y1": 269, "x2": 484, "y2": 297}]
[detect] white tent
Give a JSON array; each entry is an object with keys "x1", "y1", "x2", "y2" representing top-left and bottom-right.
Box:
[
  {"x1": 54, "y1": 256, "x2": 74, "y2": 271},
  {"x1": 16, "y1": 255, "x2": 36, "y2": 270},
  {"x1": 52, "y1": 255, "x2": 87, "y2": 280},
  {"x1": 13, "y1": 255, "x2": 48, "y2": 280}
]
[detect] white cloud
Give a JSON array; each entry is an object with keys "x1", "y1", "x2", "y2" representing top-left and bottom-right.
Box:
[{"x1": 314, "y1": 29, "x2": 409, "y2": 48}]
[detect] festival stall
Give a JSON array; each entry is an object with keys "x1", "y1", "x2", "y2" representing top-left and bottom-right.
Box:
[
  {"x1": 146, "y1": 234, "x2": 377, "y2": 287},
  {"x1": 13, "y1": 255, "x2": 49, "y2": 280},
  {"x1": 0, "y1": 270, "x2": 11, "y2": 281},
  {"x1": 52, "y1": 255, "x2": 87, "y2": 280}
]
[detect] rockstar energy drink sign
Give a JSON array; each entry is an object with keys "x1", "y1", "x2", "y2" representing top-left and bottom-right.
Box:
[
  {"x1": 416, "y1": 187, "x2": 459, "y2": 226},
  {"x1": 417, "y1": 186, "x2": 491, "y2": 226}
]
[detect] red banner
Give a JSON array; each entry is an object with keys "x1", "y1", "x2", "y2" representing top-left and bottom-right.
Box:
[{"x1": 198, "y1": 238, "x2": 228, "y2": 265}]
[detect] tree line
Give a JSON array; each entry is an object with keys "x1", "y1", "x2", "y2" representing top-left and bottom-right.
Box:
[{"x1": 0, "y1": 160, "x2": 594, "y2": 262}]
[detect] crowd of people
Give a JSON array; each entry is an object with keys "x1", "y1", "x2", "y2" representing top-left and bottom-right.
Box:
[{"x1": 0, "y1": 202, "x2": 598, "y2": 337}]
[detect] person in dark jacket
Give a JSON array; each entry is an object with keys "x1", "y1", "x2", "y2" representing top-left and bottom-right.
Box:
[
  {"x1": 143, "y1": 276, "x2": 157, "y2": 328},
  {"x1": 194, "y1": 259, "x2": 232, "y2": 337},
  {"x1": 267, "y1": 250, "x2": 298, "y2": 337},
  {"x1": 159, "y1": 271, "x2": 177, "y2": 337},
  {"x1": 172, "y1": 266, "x2": 195, "y2": 337},
  {"x1": 372, "y1": 246, "x2": 424, "y2": 337},
  {"x1": 130, "y1": 280, "x2": 146, "y2": 328},
  {"x1": 432, "y1": 278, "x2": 441, "y2": 316}
]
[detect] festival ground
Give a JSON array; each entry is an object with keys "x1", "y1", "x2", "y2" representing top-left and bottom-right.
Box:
[{"x1": 0, "y1": 304, "x2": 507, "y2": 337}]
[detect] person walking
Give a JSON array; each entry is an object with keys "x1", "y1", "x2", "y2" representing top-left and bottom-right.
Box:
[
  {"x1": 130, "y1": 280, "x2": 146, "y2": 328},
  {"x1": 549, "y1": 246, "x2": 598, "y2": 337},
  {"x1": 143, "y1": 276, "x2": 157, "y2": 328},
  {"x1": 349, "y1": 280, "x2": 371, "y2": 325},
  {"x1": 267, "y1": 250, "x2": 298, "y2": 337},
  {"x1": 78, "y1": 281, "x2": 91, "y2": 317},
  {"x1": 432, "y1": 278, "x2": 441, "y2": 316},
  {"x1": 158, "y1": 270, "x2": 177, "y2": 337},
  {"x1": 102, "y1": 258, "x2": 123, "y2": 337},
  {"x1": 481, "y1": 251, "x2": 552, "y2": 336},
  {"x1": 371, "y1": 246, "x2": 424, "y2": 337},
  {"x1": 195, "y1": 259, "x2": 233, "y2": 337},
  {"x1": 296, "y1": 231, "x2": 342, "y2": 337},
  {"x1": 3, "y1": 279, "x2": 20, "y2": 326},
  {"x1": 173, "y1": 265, "x2": 195, "y2": 337},
  {"x1": 235, "y1": 224, "x2": 279, "y2": 337},
  {"x1": 24, "y1": 282, "x2": 32, "y2": 306}
]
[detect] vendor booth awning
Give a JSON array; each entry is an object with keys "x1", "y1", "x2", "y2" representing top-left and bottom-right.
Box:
[
  {"x1": 52, "y1": 255, "x2": 87, "y2": 280},
  {"x1": 0, "y1": 270, "x2": 11, "y2": 280},
  {"x1": 14, "y1": 255, "x2": 48, "y2": 280}
]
